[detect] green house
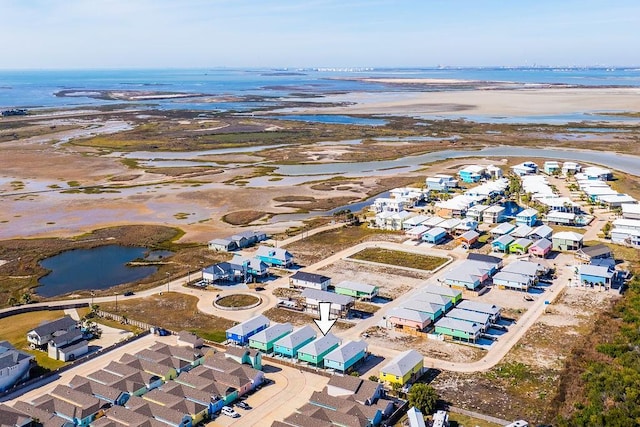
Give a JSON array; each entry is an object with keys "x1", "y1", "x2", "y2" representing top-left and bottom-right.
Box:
[
  {"x1": 248, "y1": 323, "x2": 292, "y2": 353},
  {"x1": 509, "y1": 238, "x2": 533, "y2": 255},
  {"x1": 334, "y1": 280, "x2": 379, "y2": 300},
  {"x1": 434, "y1": 317, "x2": 482, "y2": 342},
  {"x1": 422, "y1": 284, "x2": 462, "y2": 304},
  {"x1": 296, "y1": 333, "x2": 341, "y2": 367}
]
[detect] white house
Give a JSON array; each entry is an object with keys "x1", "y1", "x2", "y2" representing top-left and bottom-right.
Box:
[
  {"x1": 0, "y1": 341, "x2": 34, "y2": 392},
  {"x1": 290, "y1": 271, "x2": 331, "y2": 291}
]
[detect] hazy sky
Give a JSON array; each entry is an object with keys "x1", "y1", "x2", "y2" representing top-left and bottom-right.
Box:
[{"x1": 1, "y1": 0, "x2": 639, "y2": 69}]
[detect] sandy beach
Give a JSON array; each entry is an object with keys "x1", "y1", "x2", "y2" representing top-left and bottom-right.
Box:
[{"x1": 295, "y1": 87, "x2": 640, "y2": 117}]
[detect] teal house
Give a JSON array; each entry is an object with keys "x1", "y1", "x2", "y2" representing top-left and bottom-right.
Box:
[
  {"x1": 248, "y1": 323, "x2": 293, "y2": 353},
  {"x1": 273, "y1": 325, "x2": 316, "y2": 358},
  {"x1": 434, "y1": 317, "x2": 482, "y2": 342},
  {"x1": 516, "y1": 208, "x2": 538, "y2": 227},
  {"x1": 297, "y1": 333, "x2": 341, "y2": 367},
  {"x1": 255, "y1": 246, "x2": 294, "y2": 267},
  {"x1": 402, "y1": 300, "x2": 444, "y2": 321},
  {"x1": 415, "y1": 292, "x2": 452, "y2": 311},
  {"x1": 492, "y1": 234, "x2": 515, "y2": 253},
  {"x1": 323, "y1": 340, "x2": 368, "y2": 373}
]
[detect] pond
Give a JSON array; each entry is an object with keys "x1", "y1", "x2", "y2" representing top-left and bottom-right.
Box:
[{"x1": 38, "y1": 246, "x2": 172, "y2": 297}]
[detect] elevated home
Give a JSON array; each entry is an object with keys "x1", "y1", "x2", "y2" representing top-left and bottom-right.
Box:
[
  {"x1": 516, "y1": 208, "x2": 538, "y2": 226},
  {"x1": 529, "y1": 238, "x2": 553, "y2": 258},
  {"x1": 458, "y1": 165, "x2": 486, "y2": 183},
  {"x1": 466, "y1": 204, "x2": 489, "y2": 222},
  {"x1": 290, "y1": 271, "x2": 331, "y2": 291},
  {"x1": 439, "y1": 218, "x2": 461, "y2": 235},
  {"x1": 402, "y1": 300, "x2": 444, "y2": 321},
  {"x1": 502, "y1": 260, "x2": 545, "y2": 280},
  {"x1": 435, "y1": 195, "x2": 477, "y2": 218},
  {"x1": 575, "y1": 244, "x2": 612, "y2": 263},
  {"x1": 249, "y1": 323, "x2": 293, "y2": 354},
  {"x1": 379, "y1": 350, "x2": 424, "y2": 386},
  {"x1": 441, "y1": 269, "x2": 481, "y2": 291},
  {"x1": 27, "y1": 315, "x2": 78, "y2": 349},
  {"x1": 509, "y1": 238, "x2": 533, "y2": 255},
  {"x1": 482, "y1": 205, "x2": 506, "y2": 224},
  {"x1": 225, "y1": 315, "x2": 270, "y2": 345},
  {"x1": 202, "y1": 262, "x2": 245, "y2": 283},
  {"x1": 530, "y1": 224, "x2": 553, "y2": 240},
  {"x1": 490, "y1": 222, "x2": 515, "y2": 237},
  {"x1": 577, "y1": 264, "x2": 614, "y2": 287},
  {"x1": 492, "y1": 271, "x2": 532, "y2": 291},
  {"x1": 552, "y1": 231, "x2": 584, "y2": 251},
  {"x1": 406, "y1": 224, "x2": 430, "y2": 241},
  {"x1": 0, "y1": 341, "x2": 33, "y2": 392},
  {"x1": 255, "y1": 246, "x2": 294, "y2": 268},
  {"x1": 487, "y1": 164, "x2": 503, "y2": 179},
  {"x1": 273, "y1": 326, "x2": 317, "y2": 359},
  {"x1": 371, "y1": 197, "x2": 405, "y2": 213},
  {"x1": 415, "y1": 292, "x2": 450, "y2": 312},
  {"x1": 611, "y1": 228, "x2": 640, "y2": 248},
  {"x1": 426, "y1": 175, "x2": 458, "y2": 192},
  {"x1": 422, "y1": 227, "x2": 447, "y2": 244},
  {"x1": 403, "y1": 215, "x2": 430, "y2": 230},
  {"x1": 539, "y1": 196, "x2": 580, "y2": 213},
  {"x1": 434, "y1": 174, "x2": 459, "y2": 188},
  {"x1": 423, "y1": 283, "x2": 462, "y2": 304},
  {"x1": 454, "y1": 219, "x2": 479, "y2": 234},
  {"x1": 546, "y1": 211, "x2": 576, "y2": 226},
  {"x1": 613, "y1": 218, "x2": 640, "y2": 232},
  {"x1": 467, "y1": 253, "x2": 504, "y2": 270},
  {"x1": 377, "y1": 210, "x2": 413, "y2": 231},
  {"x1": 434, "y1": 318, "x2": 482, "y2": 342},
  {"x1": 387, "y1": 307, "x2": 432, "y2": 331},
  {"x1": 511, "y1": 161, "x2": 538, "y2": 176},
  {"x1": 622, "y1": 204, "x2": 640, "y2": 220},
  {"x1": 208, "y1": 238, "x2": 236, "y2": 252},
  {"x1": 229, "y1": 230, "x2": 267, "y2": 249},
  {"x1": 543, "y1": 161, "x2": 561, "y2": 175},
  {"x1": 231, "y1": 255, "x2": 269, "y2": 278},
  {"x1": 511, "y1": 224, "x2": 534, "y2": 238},
  {"x1": 301, "y1": 288, "x2": 355, "y2": 318},
  {"x1": 599, "y1": 194, "x2": 637, "y2": 209},
  {"x1": 457, "y1": 300, "x2": 501, "y2": 322},
  {"x1": 334, "y1": 280, "x2": 379, "y2": 300},
  {"x1": 323, "y1": 341, "x2": 368, "y2": 373},
  {"x1": 457, "y1": 230, "x2": 479, "y2": 248},
  {"x1": 562, "y1": 161, "x2": 581, "y2": 176},
  {"x1": 390, "y1": 187, "x2": 425, "y2": 207},
  {"x1": 422, "y1": 215, "x2": 446, "y2": 228},
  {"x1": 446, "y1": 308, "x2": 491, "y2": 330},
  {"x1": 465, "y1": 178, "x2": 509, "y2": 199},
  {"x1": 492, "y1": 234, "x2": 515, "y2": 253},
  {"x1": 582, "y1": 166, "x2": 612, "y2": 181},
  {"x1": 297, "y1": 333, "x2": 341, "y2": 367}
]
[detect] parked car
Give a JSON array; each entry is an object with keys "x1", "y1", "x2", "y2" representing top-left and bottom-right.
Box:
[
  {"x1": 123, "y1": 291, "x2": 135, "y2": 296},
  {"x1": 221, "y1": 406, "x2": 240, "y2": 418},
  {"x1": 236, "y1": 401, "x2": 252, "y2": 410}
]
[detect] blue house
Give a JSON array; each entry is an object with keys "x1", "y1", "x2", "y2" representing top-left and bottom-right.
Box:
[
  {"x1": 577, "y1": 264, "x2": 614, "y2": 287},
  {"x1": 225, "y1": 315, "x2": 270, "y2": 345},
  {"x1": 422, "y1": 227, "x2": 447, "y2": 244},
  {"x1": 255, "y1": 246, "x2": 294, "y2": 267},
  {"x1": 516, "y1": 208, "x2": 539, "y2": 227},
  {"x1": 492, "y1": 234, "x2": 515, "y2": 253},
  {"x1": 323, "y1": 340, "x2": 368, "y2": 373},
  {"x1": 273, "y1": 325, "x2": 317, "y2": 358},
  {"x1": 458, "y1": 165, "x2": 485, "y2": 183}
]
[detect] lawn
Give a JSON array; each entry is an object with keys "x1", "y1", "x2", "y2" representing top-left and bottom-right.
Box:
[
  {"x1": 216, "y1": 294, "x2": 260, "y2": 308},
  {"x1": 100, "y1": 292, "x2": 234, "y2": 342},
  {"x1": 348, "y1": 248, "x2": 448, "y2": 271},
  {"x1": 0, "y1": 310, "x2": 68, "y2": 371}
]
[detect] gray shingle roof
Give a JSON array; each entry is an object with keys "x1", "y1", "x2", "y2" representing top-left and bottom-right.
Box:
[
  {"x1": 291, "y1": 271, "x2": 331, "y2": 284},
  {"x1": 31, "y1": 315, "x2": 77, "y2": 337},
  {"x1": 380, "y1": 350, "x2": 423, "y2": 377}
]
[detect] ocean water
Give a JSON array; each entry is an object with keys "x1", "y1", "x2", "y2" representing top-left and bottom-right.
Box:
[{"x1": 2, "y1": 67, "x2": 640, "y2": 112}]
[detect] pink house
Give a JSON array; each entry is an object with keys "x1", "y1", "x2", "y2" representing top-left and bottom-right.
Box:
[
  {"x1": 529, "y1": 238, "x2": 552, "y2": 258},
  {"x1": 387, "y1": 307, "x2": 431, "y2": 331}
]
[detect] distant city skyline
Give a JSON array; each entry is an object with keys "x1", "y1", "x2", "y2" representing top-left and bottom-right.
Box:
[{"x1": 1, "y1": 0, "x2": 639, "y2": 69}]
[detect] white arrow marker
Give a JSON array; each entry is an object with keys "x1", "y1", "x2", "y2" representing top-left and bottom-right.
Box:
[{"x1": 313, "y1": 301, "x2": 337, "y2": 336}]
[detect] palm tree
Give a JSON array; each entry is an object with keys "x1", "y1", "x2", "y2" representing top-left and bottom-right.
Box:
[{"x1": 20, "y1": 292, "x2": 32, "y2": 305}]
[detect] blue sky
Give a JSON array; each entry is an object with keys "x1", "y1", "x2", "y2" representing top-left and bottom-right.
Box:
[{"x1": 1, "y1": 0, "x2": 638, "y2": 69}]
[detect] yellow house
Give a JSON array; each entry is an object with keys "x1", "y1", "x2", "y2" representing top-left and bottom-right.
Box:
[{"x1": 379, "y1": 350, "x2": 424, "y2": 386}]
